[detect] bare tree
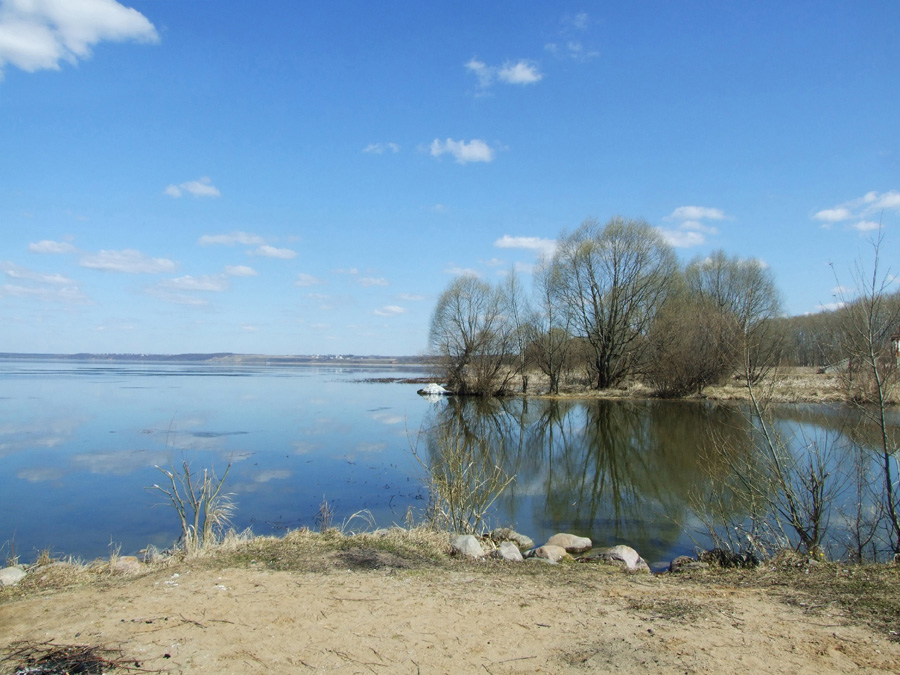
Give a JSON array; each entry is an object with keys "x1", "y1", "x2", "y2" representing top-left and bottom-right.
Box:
[
  {"x1": 834, "y1": 231, "x2": 900, "y2": 553},
  {"x1": 644, "y1": 287, "x2": 739, "y2": 397},
  {"x1": 685, "y1": 250, "x2": 782, "y2": 383},
  {"x1": 552, "y1": 217, "x2": 678, "y2": 389},
  {"x1": 428, "y1": 274, "x2": 515, "y2": 396},
  {"x1": 528, "y1": 260, "x2": 573, "y2": 394},
  {"x1": 501, "y1": 268, "x2": 534, "y2": 394}
]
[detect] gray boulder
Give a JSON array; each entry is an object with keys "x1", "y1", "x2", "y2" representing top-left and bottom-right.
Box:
[
  {"x1": 489, "y1": 527, "x2": 534, "y2": 551},
  {"x1": 580, "y1": 544, "x2": 650, "y2": 573},
  {"x1": 492, "y1": 541, "x2": 524, "y2": 562},
  {"x1": 450, "y1": 534, "x2": 485, "y2": 559},
  {"x1": 545, "y1": 532, "x2": 592, "y2": 554},
  {"x1": 527, "y1": 545, "x2": 570, "y2": 563},
  {"x1": 0, "y1": 566, "x2": 27, "y2": 587}
]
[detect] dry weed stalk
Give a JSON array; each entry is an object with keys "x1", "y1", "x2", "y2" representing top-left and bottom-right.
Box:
[
  {"x1": 148, "y1": 460, "x2": 235, "y2": 554},
  {"x1": 410, "y1": 420, "x2": 515, "y2": 534}
]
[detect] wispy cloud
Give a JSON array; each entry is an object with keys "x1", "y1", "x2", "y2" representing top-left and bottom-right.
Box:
[
  {"x1": 430, "y1": 138, "x2": 494, "y2": 164},
  {"x1": 813, "y1": 190, "x2": 900, "y2": 231},
  {"x1": 225, "y1": 265, "x2": 257, "y2": 277},
  {"x1": 659, "y1": 205, "x2": 728, "y2": 248},
  {"x1": 0, "y1": 283, "x2": 86, "y2": 303},
  {"x1": 545, "y1": 11, "x2": 599, "y2": 61},
  {"x1": 0, "y1": 0, "x2": 159, "y2": 78},
  {"x1": 295, "y1": 273, "x2": 325, "y2": 287},
  {"x1": 396, "y1": 293, "x2": 425, "y2": 302},
  {"x1": 667, "y1": 206, "x2": 727, "y2": 221},
  {"x1": 465, "y1": 58, "x2": 542, "y2": 90},
  {"x1": 80, "y1": 249, "x2": 176, "y2": 274},
  {"x1": 494, "y1": 234, "x2": 557, "y2": 259},
  {"x1": 162, "y1": 275, "x2": 229, "y2": 292},
  {"x1": 1, "y1": 261, "x2": 85, "y2": 303},
  {"x1": 359, "y1": 276, "x2": 388, "y2": 287},
  {"x1": 199, "y1": 231, "x2": 265, "y2": 246},
  {"x1": 28, "y1": 240, "x2": 77, "y2": 254},
  {"x1": 445, "y1": 264, "x2": 479, "y2": 277},
  {"x1": 250, "y1": 245, "x2": 296, "y2": 259},
  {"x1": 164, "y1": 176, "x2": 221, "y2": 198},
  {"x1": 2, "y1": 261, "x2": 73, "y2": 285},
  {"x1": 363, "y1": 142, "x2": 400, "y2": 154},
  {"x1": 374, "y1": 305, "x2": 406, "y2": 317}
]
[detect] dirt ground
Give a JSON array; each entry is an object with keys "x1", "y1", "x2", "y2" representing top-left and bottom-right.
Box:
[{"x1": 3, "y1": 549, "x2": 899, "y2": 675}]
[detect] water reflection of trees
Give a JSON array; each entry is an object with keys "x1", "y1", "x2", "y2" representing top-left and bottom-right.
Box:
[{"x1": 420, "y1": 398, "x2": 751, "y2": 559}]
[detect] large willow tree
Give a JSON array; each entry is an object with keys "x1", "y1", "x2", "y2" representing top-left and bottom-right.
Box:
[
  {"x1": 552, "y1": 217, "x2": 678, "y2": 389},
  {"x1": 428, "y1": 274, "x2": 515, "y2": 395}
]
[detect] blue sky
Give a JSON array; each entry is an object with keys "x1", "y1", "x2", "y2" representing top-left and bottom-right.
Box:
[{"x1": 1, "y1": 1, "x2": 898, "y2": 356}]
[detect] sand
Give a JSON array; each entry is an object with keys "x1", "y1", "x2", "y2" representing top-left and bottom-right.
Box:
[{"x1": 3, "y1": 558, "x2": 899, "y2": 674}]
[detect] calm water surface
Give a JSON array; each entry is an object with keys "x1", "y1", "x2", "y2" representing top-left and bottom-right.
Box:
[{"x1": 0, "y1": 361, "x2": 883, "y2": 566}]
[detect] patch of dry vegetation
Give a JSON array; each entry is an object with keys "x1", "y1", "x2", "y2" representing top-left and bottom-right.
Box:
[{"x1": 663, "y1": 551, "x2": 900, "y2": 642}]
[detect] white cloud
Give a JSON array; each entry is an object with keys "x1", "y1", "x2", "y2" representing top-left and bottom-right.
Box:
[
  {"x1": 815, "y1": 301, "x2": 846, "y2": 313},
  {"x1": 814, "y1": 190, "x2": 900, "y2": 230},
  {"x1": 335, "y1": 267, "x2": 359, "y2": 275},
  {"x1": 80, "y1": 249, "x2": 175, "y2": 273},
  {"x1": 363, "y1": 142, "x2": 400, "y2": 154},
  {"x1": 0, "y1": 282, "x2": 86, "y2": 303},
  {"x1": 546, "y1": 12, "x2": 599, "y2": 61},
  {"x1": 430, "y1": 138, "x2": 494, "y2": 164},
  {"x1": 396, "y1": 293, "x2": 424, "y2": 301},
  {"x1": 494, "y1": 234, "x2": 557, "y2": 259},
  {"x1": 862, "y1": 189, "x2": 900, "y2": 212},
  {"x1": 147, "y1": 289, "x2": 208, "y2": 306},
  {"x1": 466, "y1": 58, "x2": 542, "y2": 89},
  {"x1": 498, "y1": 60, "x2": 542, "y2": 84},
  {"x1": 374, "y1": 305, "x2": 406, "y2": 317},
  {"x1": 660, "y1": 205, "x2": 727, "y2": 247},
  {"x1": 28, "y1": 239, "x2": 76, "y2": 254},
  {"x1": 679, "y1": 220, "x2": 719, "y2": 235},
  {"x1": 250, "y1": 245, "x2": 296, "y2": 259},
  {"x1": 658, "y1": 229, "x2": 705, "y2": 248},
  {"x1": 164, "y1": 176, "x2": 221, "y2": 198},
  {"x1": 3, "y1": 261, "x2": 73, "y2": 285},
  {"x1": 295, "y1": 273, "x2": 325, "y2": 287},
  {"x1": 163, "y1": 274, "x2": 228, "y2": 292},
  {"x1": 814, "y1": 207, "x2": 853, "y2": 223},
  {"x1": 199, "y1": 231, "x2": 265, "y2": 246},
  {"x1": 465, "y1": 58, "x2": 492, "y2": 88},
  {"x1": 359, "y1": 276, "x2": 388, "y2": 287},
  {"x1": 445, "y1": 265, "x2": 480, "y2": 276},
  {"x1": 667, "y1": 206, "x2": 727, "y2": 221},
  {"x1": 0, "y1": 0, "x2": 159, "y2": 77},
  {"x1": 851, "y1": 220, "x2": 882, "y2": 232},
  {"x1": 225, "y1": 265, "x2": 257, "y2": 277}
]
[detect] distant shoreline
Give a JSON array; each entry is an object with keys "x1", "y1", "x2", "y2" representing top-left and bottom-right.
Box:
[{"x1": 0, "y1": 352, "x2": 433, "y2": 367}]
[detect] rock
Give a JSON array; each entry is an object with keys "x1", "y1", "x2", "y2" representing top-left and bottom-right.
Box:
[
  {"x1": 492, "y1": 541, "x2": 524, "y2": 562},
  {"x1": 580, "y1": 545, "x2": 650, "y2": 573},
  {"x1": 699, "y1": 548, "x2": 759, "y2": 569},
  {"x1": 0, "y1": 566, "x2": 27, "y2": 587},
  {"x1": 668, "y1": 555, "x2": 709, "y2": 573},
  {"x1": 545, "y1": 532, "x2": 592, "y2": 554},
  {"x1": 450, "y1": 534, "x2": 485, "y2": 559},
  {"x1": 112, "y1": 555, "x2": 142, "y2": 574},
  {"x1": 489, "y1": 527, "x2": 534, "y2": 551},
  {"x1": 527, "y1": 545, "x2": 570, "y2": 563}
]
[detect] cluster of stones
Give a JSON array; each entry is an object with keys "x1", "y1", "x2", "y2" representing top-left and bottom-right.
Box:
[{"x1": 450, "y1": 529, "x2": 654, "y2": 573}]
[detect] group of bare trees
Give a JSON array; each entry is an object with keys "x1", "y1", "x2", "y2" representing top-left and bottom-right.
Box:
[{"x1": 429, "y1": 216, "x2": 781, "y2": 397}]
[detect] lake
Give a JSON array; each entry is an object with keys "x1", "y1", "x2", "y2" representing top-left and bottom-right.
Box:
[{"x1": 0, "y1": 360, "x2": 890, "y2": 567}]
